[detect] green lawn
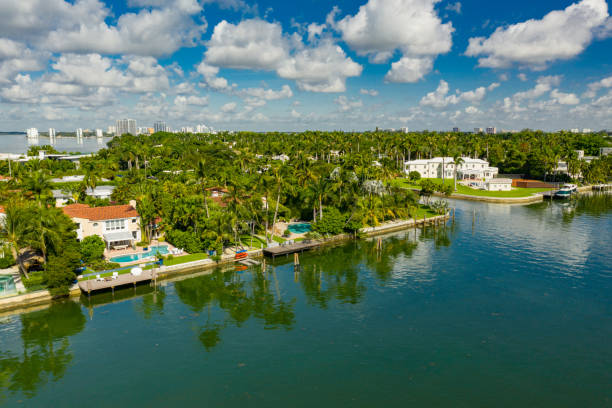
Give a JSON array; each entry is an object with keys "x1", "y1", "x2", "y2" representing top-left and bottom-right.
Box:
[
  {"x1": 414, "y1": 206, "x2": 439, "y2": 218},
  {"x1": 163, "y1": 253, "x2": 207, "y2": 266},
  {"x1": 392, "y1": 178, "x2": 554, "y2": 198},
  {"x1": 239, "y1": 234, "x2": 267, "y2": 248},
  {"x1": 80, "y1": 269, "x2": 132, "y2": 281}
]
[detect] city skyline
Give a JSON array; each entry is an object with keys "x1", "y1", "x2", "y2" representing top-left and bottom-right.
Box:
[{"x1": 1, "y1": 0, "x2": 612, "y2": 132}]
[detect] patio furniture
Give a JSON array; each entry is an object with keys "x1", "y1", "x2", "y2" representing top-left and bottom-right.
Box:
[
  {"x1": 96, "y1": 274, "x2": 102, "y2": 281},
  {"x1": 112, "y1": 272, "x2": 119, "y2": 280},
  {"x1": 131, "y1": 267, "x2": 143, "y2": 277}
]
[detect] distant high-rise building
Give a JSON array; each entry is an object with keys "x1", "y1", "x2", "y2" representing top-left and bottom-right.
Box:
[
  {"x1": 196, "y1": 124, "x2": 211, "y2": 133},
  {"x1": 95, "y1": 129, "x2": 103, "y2": 138},
  {"x1": 116, "y1": 119, "x2": 137, "y2": 136},
  {"x1": 108, "y1": 125, "x2": 116, "y2": 134},
  {"x1": 26, "y1": 128, "x2": 39, "y2": 138},
  {"x1": 76, "y1": 128, "x2": 83, "y2": 138},
  {"x1": 154, "y1": 121, "x2": 167, "y2": 133},
  {"x1": 486, "y1": 127, "x2": 497, "y2": 134},
  {"x1": 452, "y1": 127, "x2": 459, "y2": 132},
  {"x1": 582, "y1": 128, "x2": 592, "y2": 133},
  {"x1": 400, "y1": 127, "x2": 409, "y2": 133},
  {"x1": 474, "y1": 128, "x2": 483, "y2": 133},
  {"x1": 48, "y1": 128, "x2": 56, "y2": 138}
]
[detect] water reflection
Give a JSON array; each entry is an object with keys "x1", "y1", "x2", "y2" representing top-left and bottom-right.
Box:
[
  {"x1": 174, "y1": 269, "x2": 295, "y2": 351},
  {"x1": 0, "y1": 301, "x2": 85, "y2": 402}
]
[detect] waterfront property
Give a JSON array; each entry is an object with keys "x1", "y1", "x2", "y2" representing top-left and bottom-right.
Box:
[
  {"x1": 404, "y1": 157, "x2": 499, "y2": 180},
  {"x1": 62, "y1": 203, "x2": 141, "y2": 248},
  {"x1": 52, "y1": 185, "x2": 115, "y2": 207}
]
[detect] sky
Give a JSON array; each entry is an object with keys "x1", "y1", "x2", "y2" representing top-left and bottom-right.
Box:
[{"x1": 1, "y1": 0, "x2": 612, "y2": 132}]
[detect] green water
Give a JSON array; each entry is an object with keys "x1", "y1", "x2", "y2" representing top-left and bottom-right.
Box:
[{"x1": 1, "y1": 194, "x2": 611, "y2": 407}]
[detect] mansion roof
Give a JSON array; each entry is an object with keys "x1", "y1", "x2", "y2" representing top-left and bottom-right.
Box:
[{"x1": 62, "y1": 203, "x2": 139, "y2": 221}]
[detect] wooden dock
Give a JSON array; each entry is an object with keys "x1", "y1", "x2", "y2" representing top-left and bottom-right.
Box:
[
  {"x1": 78, "y1": 270, "x2": 156, "y2": 294},
  {"x1": 263, "y1": 240, "x2": 323, "y2": 258}
]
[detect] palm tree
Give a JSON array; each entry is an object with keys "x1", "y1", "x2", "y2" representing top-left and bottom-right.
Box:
[
  {"x1": 0, "y1": 200, "x2": 28, "y2": 278},
  {"x1": 451, "y1": 154, "x2": 465, "y2": 191},
  {"x1": 21, "y1": 170, "x2": 51, "y2": 205},
  {"x1": 196, "y1": 159, "x2": 210, "y2": 218}
]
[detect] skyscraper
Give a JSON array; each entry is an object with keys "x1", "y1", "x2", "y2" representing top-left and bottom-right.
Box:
[
  {"x1": 96, "y1": 129, "x2": 103, "y2": 138},
  {"x1": 116, "y1": 119, "x2": 137, "y2": 136},
  {"x1": 76, "y1": 128, "x2": 83, "y2": 138},
  {"x1": 154, "y1": 121, "x2": 167, "y2": 133},
  {"x1": 48, "y1": 128, "x2": 56, "y2": 138}
]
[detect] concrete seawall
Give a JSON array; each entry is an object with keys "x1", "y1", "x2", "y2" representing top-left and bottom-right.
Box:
[{"x1": 0, "y1": 214, "x2": 450, "y2": 315}]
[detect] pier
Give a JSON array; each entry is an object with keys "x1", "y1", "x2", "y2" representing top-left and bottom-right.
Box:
[
  {"x1": 263, "y1": 240, "x2": 323, "y2": 258},
  {"x1": 264, "y1": 214, "x2": 449, "y2": 258},
  {"x1": 78, "y1": 270, "x2": 156, "y2": 295}
]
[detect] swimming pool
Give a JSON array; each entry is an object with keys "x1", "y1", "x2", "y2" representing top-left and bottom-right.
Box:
[
  {"x1": 0, "y1": 275, "x2": 16, "y2": 297},
  {"x1": 110, "y1": 246, "x2": 170, "y2": 263},
  {"x1": 287, "y1": 223, "x2": 312, "y2": 234}
]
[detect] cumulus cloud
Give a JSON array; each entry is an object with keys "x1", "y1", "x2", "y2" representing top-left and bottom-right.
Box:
[
  {"x1": 420, "y1": 79, "x2": 497, "y2": 107},
  {"x1": 550, "y1": 89, "x2": 580, "y2": 105},
  {"x1": 334, "y1": 0, "x2": 452, "y2": 82},
  {"x1": 174, "y1": 95, "x2": 209, "y2": 106},
  {"x1": 335, "y1": 95, "x2": 363, "y2": 112},
  {"x1": 276, "y1": 40, "x2": 362, "y2": 92},
  {"x1": 445, "y1": 2, "x2": 462, "y2": 14},
  {"x1": 513, "y1": 75, "x2": 561, "y2": 100},
  {"x1": 205, "y1": 19, "x2": 289, "y2": 70},
  {"x1": 466, "y1": 0, "x2": 609, "y2": 69},
  {"x1": 197, "y1": 61, "x2": 232, "y2": 90},
  {"x1": 221, "y1": 102, "x2": 237, "y2": 113},
  {"x1": 360, "y1": 88, "x2": 379, "y2": 96},
  {"x1": 385, "y1": 57, "x2": 433, "y2": 83},
  {"x1": 0, "y1": 0, "x2": 206, "y2": 58},
  {"x1": 204, "y1": 20, "x2": 361, "y2": 92},
  {"x1": 584, "y1": 74, "x2": 612, "y2": 97}
]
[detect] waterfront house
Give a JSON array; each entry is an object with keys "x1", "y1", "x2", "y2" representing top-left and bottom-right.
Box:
[
  {"x1": 404, "y1": 157, "x2": 498, "y2": 180},
  {"x1": 485, "y1": 178, "x2": 512, "y2": 191},
  {"x1": 62, "y1": 203, "x2": 141, "y2": 249},
  {"x1": 52, "y1": 185, "x2": 115, "y2": 207}
]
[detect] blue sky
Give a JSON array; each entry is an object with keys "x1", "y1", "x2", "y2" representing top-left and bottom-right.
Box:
[{"x1": 1, "y1": 0, "x2": 612, "y2": 132}]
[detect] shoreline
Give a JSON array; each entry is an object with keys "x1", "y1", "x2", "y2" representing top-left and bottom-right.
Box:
[
  {"x1": 408, "y1": 185, "x2": 597, "y2": 204},
  {"x1": 0, "y1": 214, "x2": 449, "y2": 315}
]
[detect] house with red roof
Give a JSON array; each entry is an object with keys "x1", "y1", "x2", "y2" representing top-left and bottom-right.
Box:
[{"x1": 62, "y1": 203, "x2": 141, "y2": 249}]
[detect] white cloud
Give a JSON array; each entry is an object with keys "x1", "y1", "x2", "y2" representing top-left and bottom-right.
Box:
[
  {"x1": 336, "y1": 0, "x2": 453, "y2": 62},
  {"x1": 335, "y1": 0, "x2": 452, "y2": 82},
  {"x1": 335, "y1": 95, "x2": 363, "y2": 112},
  {"x1": 44, "y1": 6, "x2": 206, "y2": 57},
  {"x1": 420, "y1": 79, "x2": 496, "y2": 107},
  {"x1": 221, "y1": 102, "x2": 237, "y2": 113},
  {"x1": 466, "y1": 0, "x2": 609, "y2": 69},
  {"x1": 465, "y1": 106, "x2": 480, "y2": 114},
  {"x1": 197, "y1": 61, "x2": 232, "y2": 90},
  {"x1": 205, "y1": 19, "x2": 289, "y2": 70},
  {"x1": 385, "y1": 57, "x2": 433, "y2": 83},
  {"x1": 240, "y1": 85, "x2": 293, "y2": 100},
  {"x1": 307, "y1": 23, "x2": 326, "y2": 42},
  {"x1": 174, "y1": 95, "x2": 209, "y2": 106},
  {"x1": 513, "y1": 75, "x2": 561, "y2": 100},
  {"x1": 204, "y1": 20, "x2": 361, "y2": 93},
  {"x1": 550, "y1": 89, "x2": 580, "y2": 105},
  {"x1": 276, "y1": 40, "x2": 362, "y2": 92},
  {"x1": 291, "y1": 109, "x2": 301, "y2": 118},
  {"x1": 518, "y1": 73, "x2": 528, "y2": 82},
  {"x1": 445, "y1": 2, "x2": 462, "y2": 14},
  {"x1": 584, "y1": 74, "x2": 612, "y2": 97},
  {"x1": 360, "y1": 88, "x2": 379, "y2": 96}
]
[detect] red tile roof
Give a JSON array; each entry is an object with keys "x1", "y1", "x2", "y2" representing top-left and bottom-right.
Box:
[{"x1": 62, "y1": 203, "x2": 139, "y2": 221}]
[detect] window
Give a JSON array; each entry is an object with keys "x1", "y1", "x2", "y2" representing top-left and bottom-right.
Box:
[
  {"x1": 105, "y1": 219, "x2": 126, "y2": 231},
  {"x1": 132, "y1": 218, "x2": 137, "y2": 223}
]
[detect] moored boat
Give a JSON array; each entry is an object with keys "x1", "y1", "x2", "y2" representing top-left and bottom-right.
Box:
[{"x1": 554, "y1": 184, "x2": 577, "y2": 198}]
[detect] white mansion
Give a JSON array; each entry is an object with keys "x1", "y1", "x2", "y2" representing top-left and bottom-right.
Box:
[{"x1": 405, "y1": 157, "x2": 499, "y2": 180}]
